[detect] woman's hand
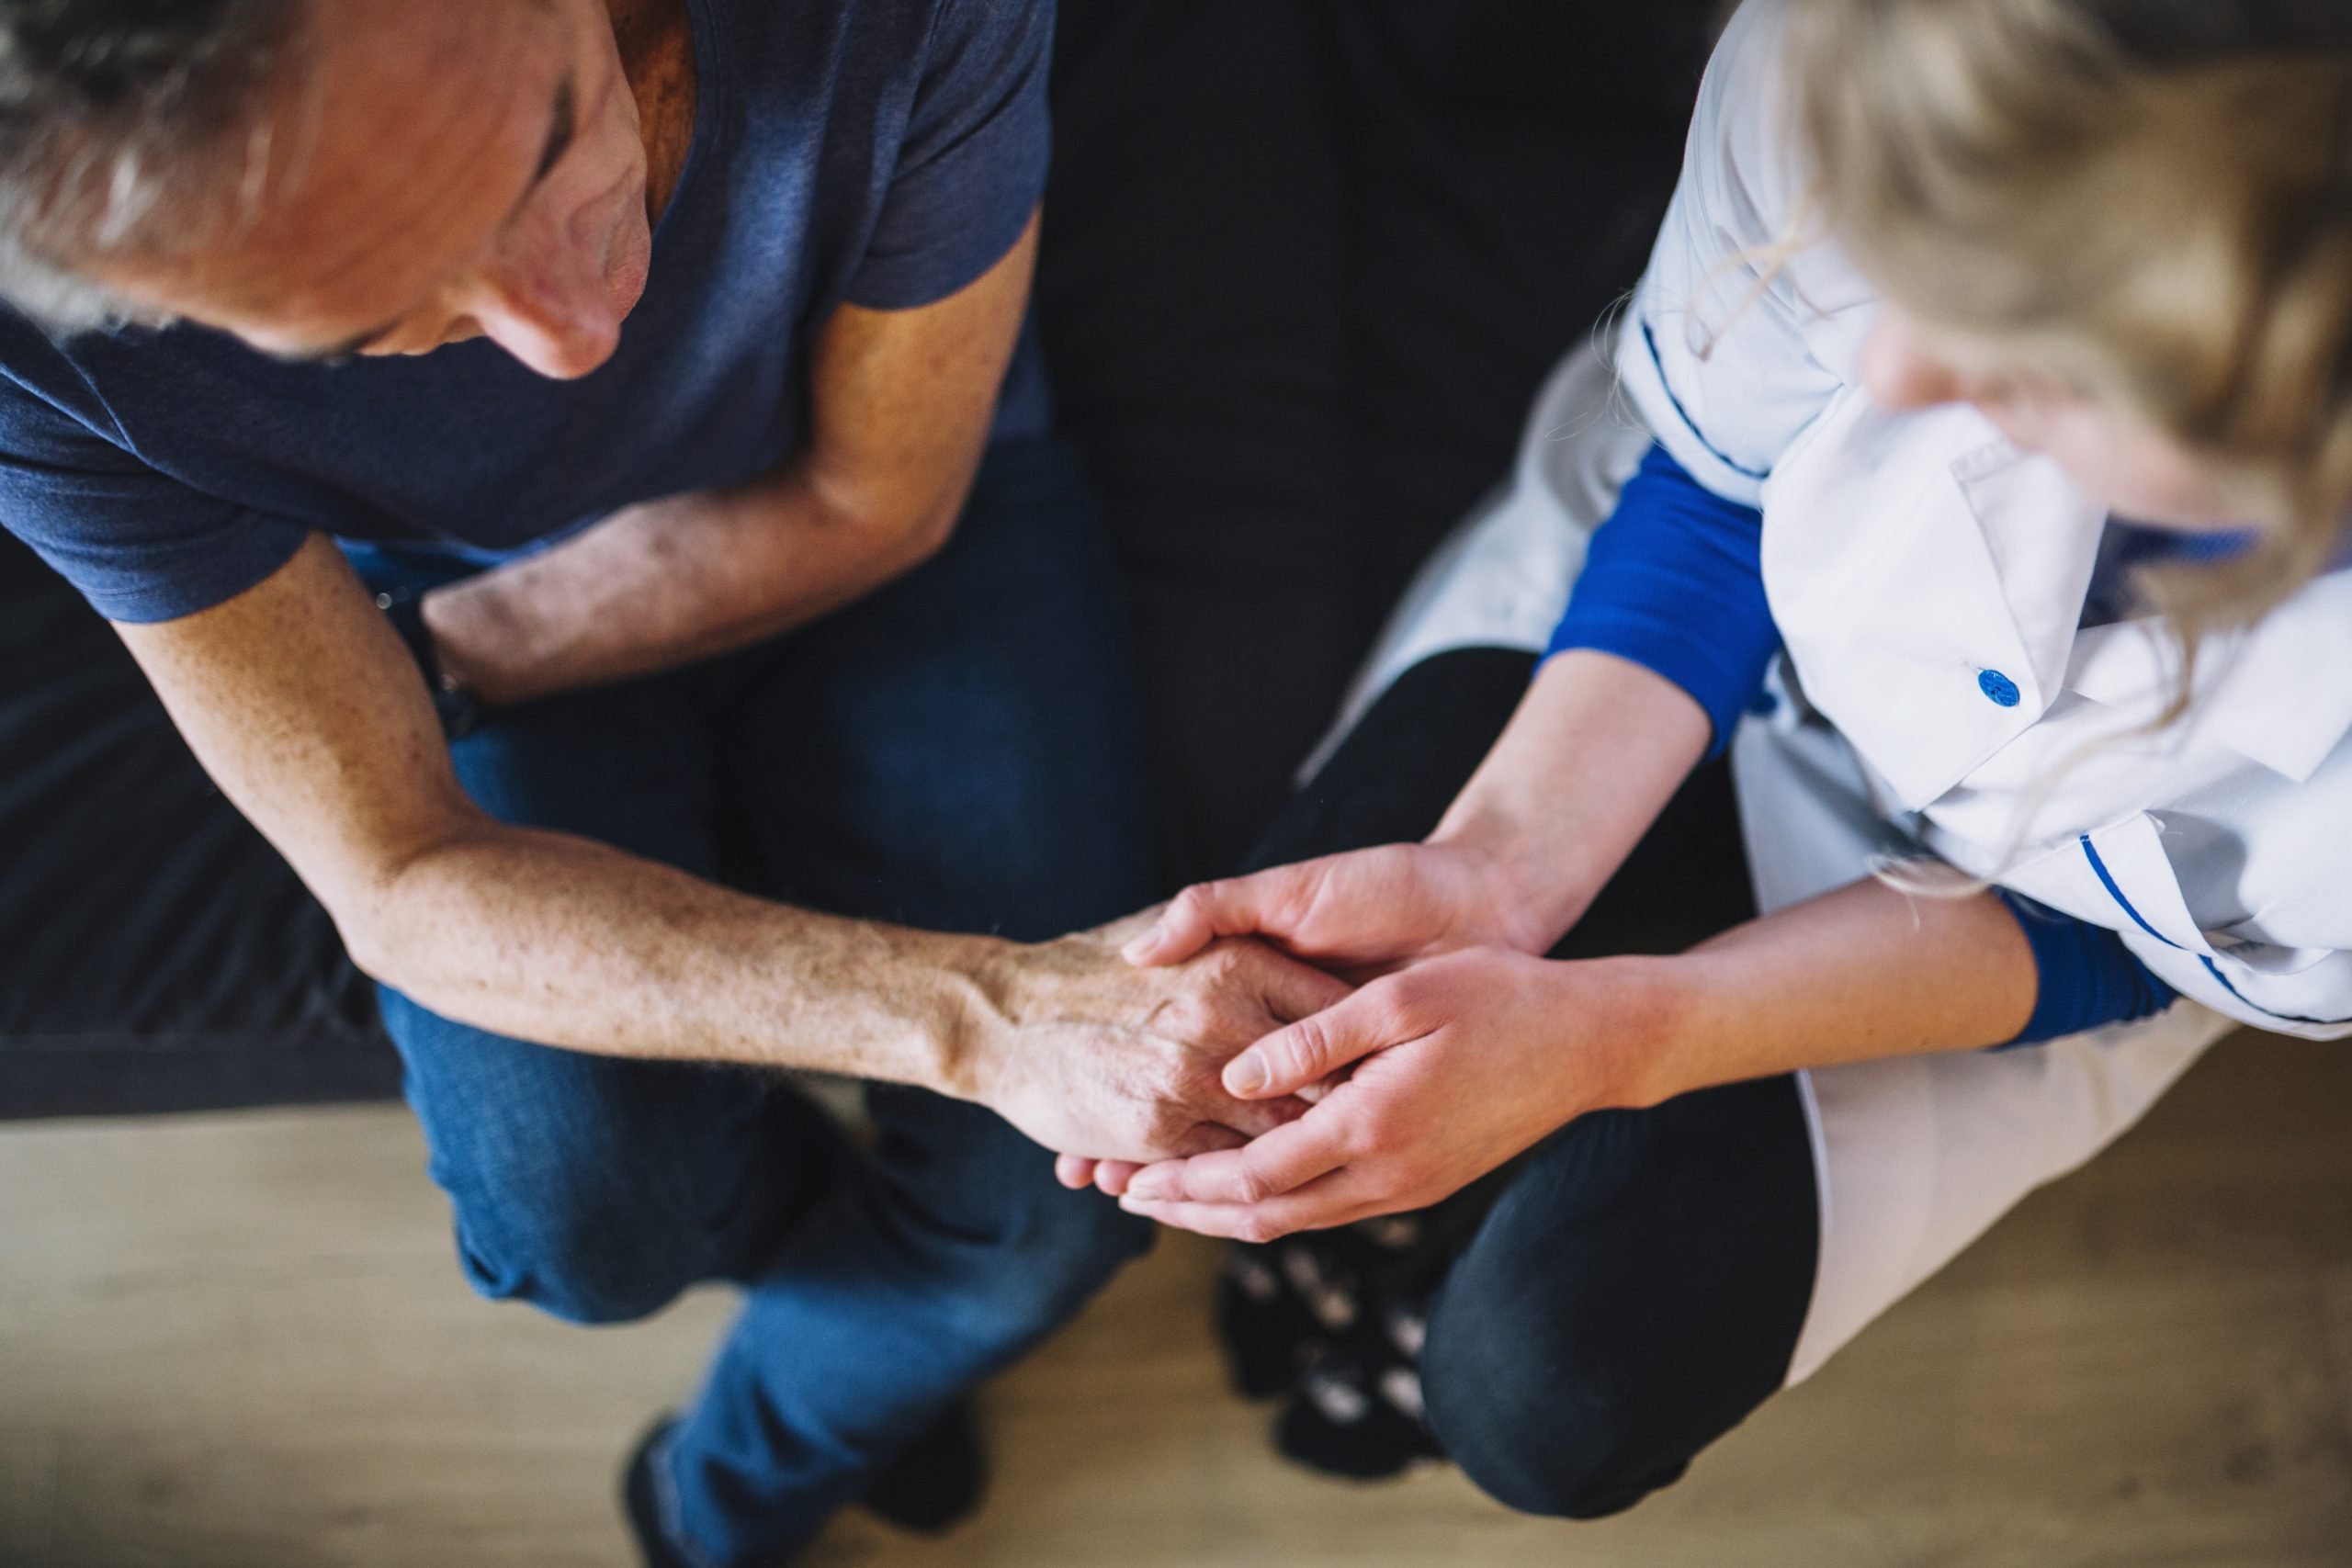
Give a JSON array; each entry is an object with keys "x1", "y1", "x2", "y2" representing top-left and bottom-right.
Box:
[
  {"x1": 1120, "y1": 840, "x2": 1555, "y2": 976},
  {"x1": 1106, "y1": 948, "x2": 1669, "y2": 1240}
]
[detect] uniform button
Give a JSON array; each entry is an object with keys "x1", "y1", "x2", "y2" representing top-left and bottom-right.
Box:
[{"x1": 1977, "y1": 669, "x2": 2021, "y2": 708}]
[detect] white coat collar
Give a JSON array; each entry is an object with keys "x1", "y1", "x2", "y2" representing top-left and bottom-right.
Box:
[
  {"x1": 2065, "y1": 568, "x2": 2352, "y2": 784},
  {"x1": 1948, "y1": 435, "x2": 2109, "y2": 707},
  {"x1": 1759, "y1": 400, "x2": 2104, "y2": 811}
]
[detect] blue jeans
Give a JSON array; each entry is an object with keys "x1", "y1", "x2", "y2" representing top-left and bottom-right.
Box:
[{"x1": 356, "y1": 437, "x2": 1158, "y2": 1566}]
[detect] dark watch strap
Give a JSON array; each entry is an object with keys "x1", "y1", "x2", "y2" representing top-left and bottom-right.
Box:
[{"x1": 375, "y1": 588, "x2": 484, "y2": 741}]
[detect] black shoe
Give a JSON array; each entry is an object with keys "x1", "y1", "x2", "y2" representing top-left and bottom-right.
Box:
[
  {"x1": 1273, "y1": 1298, "x2": 1444, "y2": 1482},
  {"x1": 1215, "y1": 1213, "x2": 1442, "y2": 1403},
  {"x1": 861, "y1": 1400, "x2": 988, "y2": 1535},
  {"x1": 622, "y1": 1418, "x2": 692, "y2": 1568},
  {"x1": 623, "y1": 1403, "x2": 987, "y2": 1566},
  {"x1": 1216, "y1": 1243, "x2": 1337, "y2": 1400}
]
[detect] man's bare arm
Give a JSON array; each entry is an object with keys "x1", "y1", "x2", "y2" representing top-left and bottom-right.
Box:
[
  {"x1": 420, "y1": 214, "x2": 1041, "y2": 707},
  {"x1": 121, "y1": 534, "x2": 985, "y2": 1075},
  {"x1": 117, "y1": 537, "x2": 1348, "y2": 1161}
]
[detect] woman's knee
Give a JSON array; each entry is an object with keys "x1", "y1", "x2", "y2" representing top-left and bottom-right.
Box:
[
  {"x1": 1419, "y1": 1080, "x2": 1820, "y2": 1519},
  {"x1": 1420, "y1": 1301, "x2": 1696, "y2": 1520}
]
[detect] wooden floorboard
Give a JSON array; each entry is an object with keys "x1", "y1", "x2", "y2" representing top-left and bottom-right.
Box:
[{"x1": 2, "y1": 1032, "x2": 2348, "y2": 1566}]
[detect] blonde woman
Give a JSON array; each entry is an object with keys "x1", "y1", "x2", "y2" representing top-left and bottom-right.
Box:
[{"x1": 1059, "y1": 0, "x2": 2352, "y2": 1513}]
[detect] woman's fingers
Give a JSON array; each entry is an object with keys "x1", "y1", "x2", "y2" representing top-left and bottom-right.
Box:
[
  {"x1": 1120, "y1": 1168, "x2": 1372, "y2": 1243},
  {"x1": 1056, "y1": 1127, "x2": 1259, "y2": 1195},
  {"x1": 1123, "y1": 865, "x2": 1316, "y2": 967},
  {"x1": 1223, "y1": 983, "x2": 1417, "y2": 1100},
  {"x1": 1090, "y1": 1159, "x2": 1144, "y2": 1196},
  {"x1": 1122, "y1": 1113, "x2": 1349, "y2": 1206}
]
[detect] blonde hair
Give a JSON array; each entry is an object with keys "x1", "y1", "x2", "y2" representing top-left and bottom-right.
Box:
[{"x1": 1786, "y1": 0, "x2": 2352, "y2": 651}]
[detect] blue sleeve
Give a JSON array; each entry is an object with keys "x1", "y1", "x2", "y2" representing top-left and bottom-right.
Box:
[
  {"x1": 1544, "y1": 443, "x2": 1777, "y2": 760},
  {"x1": 844, "y1": 0, "x2": 1055, "y2": 310},
  {"x1": 0, "y1": 359, "x2": 304, "y2": 624},
  {"x1": 1994, "y1": 891, "x2": 2179, "y2": 1046}
]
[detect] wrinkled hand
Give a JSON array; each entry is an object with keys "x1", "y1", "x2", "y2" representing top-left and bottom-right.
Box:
[
  {"x1": 966, "y1": 916, "x2": 1353, "y2": 1172},
  {"x1": 1106, "y1": 947, "x2": 1657, "y2": 1240},
  {"x1": 1119, "y1": 841, "x2": 1554, "y2": 978}
]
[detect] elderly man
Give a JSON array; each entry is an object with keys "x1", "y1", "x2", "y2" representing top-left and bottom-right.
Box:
[{"x1": 0, "y1": 1, "x2": 1340, "y2": 1562}]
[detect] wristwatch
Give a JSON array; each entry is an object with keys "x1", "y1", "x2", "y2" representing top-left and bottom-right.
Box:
[{"x1": 375, "y1": 588, "x2": 485, "y2": 740}]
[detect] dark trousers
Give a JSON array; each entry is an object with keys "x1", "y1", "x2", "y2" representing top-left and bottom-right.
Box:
[
  {"x1": 354, "y1": 437, "x2": 1158, "y2": 1566},
  {"x1": 1252, "y1": 647, "x2": 1820, "y2": 1518}
]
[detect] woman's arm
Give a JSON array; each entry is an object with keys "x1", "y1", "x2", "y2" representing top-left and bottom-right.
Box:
[
  {"x1": 1126, "y1": 447, "x2": 1763, "y2": 972},
  {"x1": 1623, "y1": 875, "x2": 2039, "y2": 1102},
  {"x1": 1114, "y1": 876, "x2": 2041, "y2": 1240},
  {"x1": 1136, "y1": 649, "x2": 1714, "y2": 967}
]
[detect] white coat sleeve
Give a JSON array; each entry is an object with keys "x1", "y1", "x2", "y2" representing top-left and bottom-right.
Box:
[{"x1": 1611, "y1": 0, "x2": 1873, "y2": 506}]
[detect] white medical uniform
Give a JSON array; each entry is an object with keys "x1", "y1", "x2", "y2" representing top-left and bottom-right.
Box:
[{"x1": 1331, "y1": 0, "x2": 2352, "y2": 1387}]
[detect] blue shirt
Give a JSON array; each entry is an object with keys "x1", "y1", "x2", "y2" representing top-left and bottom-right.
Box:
[
  {"x1": 1547, "y1": 442, "x2": 2177, "y2": 1046},
  {"x1": 1547, "y1": 443, "x2": 1776, "y2": 762},
  {"x1": 0, "y1": 0, "x2": 1055, "y2": 625}
]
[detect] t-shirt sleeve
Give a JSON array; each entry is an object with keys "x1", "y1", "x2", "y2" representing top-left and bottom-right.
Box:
[
  {"x1": 843, "y1": 0, "x2": 1054, "y2": 310},
  {"x1": 0, "y1": 376, "x2": 306, "y2": 624}
]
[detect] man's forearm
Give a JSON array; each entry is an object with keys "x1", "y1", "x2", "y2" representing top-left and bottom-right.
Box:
[
  {"x1": 347, "y1": 818, "x2": 1354, "y2": 1168},
  {"x1": 1428, "y1": 649, "x2": 1712, "y2": 950},
  {"x1": 350, "y1": 816, "x2": 992, "y2": 1088},
  {"x1": 1606, "y1": 876, "x2": 2041, "y2": 1110},
  {"x1": 422, "y1": 464, "x2": 960, "y2": 707},
  {"x1": 419, "y1": 215, "x2": 1040, "y2": 708}
]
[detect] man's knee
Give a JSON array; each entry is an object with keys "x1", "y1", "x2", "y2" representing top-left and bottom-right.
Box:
[
  {"x1": 387, "y1": 998, "x2": 839, "y2": 1328},
  {"x1": 450, "y1": 1178, "x2": 710, "y2": 1326}
]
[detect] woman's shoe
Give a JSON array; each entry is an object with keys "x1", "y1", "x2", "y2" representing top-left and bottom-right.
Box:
[
  {"x1": 1215, "y1": 1237, "x2": 1356, "y2": 1399},
  {"x1": 1272, "y1": 1297, "x2": 1444, "y2": 1481}
]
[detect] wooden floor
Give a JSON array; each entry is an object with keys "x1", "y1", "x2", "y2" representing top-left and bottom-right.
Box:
[{"x1": 3, "y1": 1034, "x2": 2350, "y2": 1568}]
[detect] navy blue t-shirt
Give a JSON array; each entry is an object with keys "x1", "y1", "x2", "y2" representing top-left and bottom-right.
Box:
[{"x1": 0, "y1": 0, "x2": 1055, "y2": 625}]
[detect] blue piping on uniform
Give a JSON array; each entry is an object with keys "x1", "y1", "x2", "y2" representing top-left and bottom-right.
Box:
[
  {"x1": 2195, "y1": 955, "x2": 2350, "y2": 1028},
  {"x1": 2078, "y1": 835, "x2": 2183, "y2": 948},
  {"x1": 2081, "y1": 834, "x2": 2351, "y2": 1026},
  {"x1": 1639, "y1": 319, "x2": 1774, "y2": 484}
]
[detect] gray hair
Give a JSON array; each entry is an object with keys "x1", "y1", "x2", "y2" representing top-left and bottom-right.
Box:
[{"x1": 0, "y1": 0, "x2": 298, "y2": 333}]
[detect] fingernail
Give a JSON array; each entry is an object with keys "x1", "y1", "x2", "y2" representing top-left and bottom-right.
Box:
[
  {"x1": 1226, "y1": 1053, "x2": 1270, "y2": 1097},
  {"x1": 1120, "y1": 926, "x2": 1162, "y2": 964},
  {"x1": 1126, "y1": 1172, "x2": 1169, "y2": 1201}
]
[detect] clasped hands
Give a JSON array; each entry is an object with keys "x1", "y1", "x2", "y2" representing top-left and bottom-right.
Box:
[{"x1": 1000, "y1": 842, "x2": 1660, "y2": 1244}]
